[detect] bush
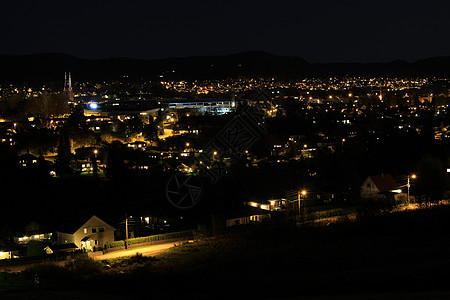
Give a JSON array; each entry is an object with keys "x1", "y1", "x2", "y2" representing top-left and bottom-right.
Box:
[
  {"x1": 64, "y1": 255, "x2": 103, "y2": 276},
  {"x1": 26, "y1": 240, "x2": 48, "y2": 257},
  {"x1": 358, "y1": 195, "x2": 396, "y2": 217},
  {"x1": 22, "y1": 262, "x2": 72, "y2": 282},
  {"x1": 104, "y1": 240, "x2": 125, "y2": 249},
  {"x1": 120, "y1": 252, "x2": 159, "y2": 266}
]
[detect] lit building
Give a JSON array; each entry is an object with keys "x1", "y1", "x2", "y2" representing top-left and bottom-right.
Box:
[
  {"x1": 56, "y1": 215, "x2": 115, "y2": 252},
  {"x1": 164, "y1": 98, "x2": 237, "y2": 115}
]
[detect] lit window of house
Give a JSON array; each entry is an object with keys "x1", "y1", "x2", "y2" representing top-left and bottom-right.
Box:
[{"x1": 84, "y1": 228, "x2": 88, "y2": 234}]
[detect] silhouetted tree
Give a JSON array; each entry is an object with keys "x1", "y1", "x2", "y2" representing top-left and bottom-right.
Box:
[
  {"x1": 416, "y1": 155, "x2": 447, "y2": 206},
  {"x1": 104, "y1": 141, "x2": 126, "y2": 178},
  {"x1": 142, "y1": 120, "x2": 158, "y2": 141},
  {"x1": 56, "y1": 128, "x2": 73, "y2": 175}
]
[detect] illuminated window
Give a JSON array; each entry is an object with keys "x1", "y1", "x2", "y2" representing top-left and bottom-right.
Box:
[{"x1": 84, "y1": 228, "x2": 87, "y2": 234}]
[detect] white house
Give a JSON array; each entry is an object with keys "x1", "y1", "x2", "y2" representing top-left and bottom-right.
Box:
[
  {"x1": 361, "y1": 174, "x2": 401, "y2": 199},
  {"x1": 57, "y1": 215, "x2": 115, "y2": 252}
]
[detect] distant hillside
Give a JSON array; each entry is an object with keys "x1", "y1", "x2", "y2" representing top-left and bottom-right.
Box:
[{"x1": 0, "y1": 51, "x2": 449, "y2": 83}]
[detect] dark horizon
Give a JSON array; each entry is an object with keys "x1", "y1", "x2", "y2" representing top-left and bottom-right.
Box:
[
  {"x1": 2, "y1": 50, "x2": 450, "y2": 65},
  {"x1": 1, "y1": 1, "x2": 449, "y2": 64}
]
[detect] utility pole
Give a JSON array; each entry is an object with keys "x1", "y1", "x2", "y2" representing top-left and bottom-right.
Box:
[
  {"x1": 125, "y1": 214, "x2": 129, "y2": 250},
  {"x1": 407, "y1": 176, "x2": 410, "y2": 206},
  {"x1": 407, "y1": 174, "x2": 416, "y2": 207},
  {"x1": 298, "y1": 190, "x2": 306, "y2": 224}
]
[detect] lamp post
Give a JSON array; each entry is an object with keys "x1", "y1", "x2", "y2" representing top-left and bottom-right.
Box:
[
  {"x1": 407, "y1": 174, "x2": 416, "y2": 207},
  {"x1": 125, "y1": 214, "x2": 130, "y2": 250},
  {"x1": 298, "y1": 190, "x2": 307, "y2": 223},
  {"x1": 93, "y1": 149, "x2": 98, "y2": 176}
]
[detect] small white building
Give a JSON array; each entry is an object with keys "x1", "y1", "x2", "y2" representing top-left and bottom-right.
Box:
[
  {"x1": 361, "y1": 174, "x2": 401, "y2": 199},
  {"x1": 57, "y1": 215, "x2": 115, "y2": 252}
]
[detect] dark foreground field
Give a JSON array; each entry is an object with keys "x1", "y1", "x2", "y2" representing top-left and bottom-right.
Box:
[{"x1": 3, "y1": 206, "x2": 450, "y2": 299}]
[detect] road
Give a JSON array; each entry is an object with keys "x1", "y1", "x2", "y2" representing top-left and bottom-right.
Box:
[
  {"x1": 0, "y1": 241, "x2": 182, "y2": 273},
  {"x1": 89, "y1": 241, "x2": 185, "y2": 260}
]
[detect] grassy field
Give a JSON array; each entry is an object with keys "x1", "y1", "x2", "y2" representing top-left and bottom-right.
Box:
[{"x1": 2, "y1": 206, "x2": 450, "y2": 299}]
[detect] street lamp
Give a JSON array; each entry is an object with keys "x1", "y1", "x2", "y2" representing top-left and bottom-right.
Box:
[
  {"x1": 93, "y1": 149, "x2": 99, "y2": 176},
  {"x1": 298, "y1": 190, "x2": 307, "y2": 223},
  {"x1": 407, "y1": 174, "x2": 416, "y2": 207}
]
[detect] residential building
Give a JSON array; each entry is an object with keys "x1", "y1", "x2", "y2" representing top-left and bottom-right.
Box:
[
  {"x1": 360, "y1": 174, "x2": 401, "y2": 199},
  {"x1": 56, "y1": 215, "x2": 115, "y2": 252}
]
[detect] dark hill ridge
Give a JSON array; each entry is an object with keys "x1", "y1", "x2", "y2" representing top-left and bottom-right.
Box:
[{"x1": 0, "y1": 51, "x2": 449, "y2": 83}]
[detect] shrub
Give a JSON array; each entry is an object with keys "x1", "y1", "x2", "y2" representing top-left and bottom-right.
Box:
[
  {"x1": 104, "y1": 240, "x2": 125, "y2": 249},
  {"x1": 64, "y1": 254, "x2": 103, "y2": 276},
  {"x1": 22, "y1": 262, "x2": 72, "y2": 282},
  {"x1": 358, "y1": 195, "x2": 396, "y2": 217},
  {"x1": 122, "y1": 252, "x2": 159, "y2": 266}
]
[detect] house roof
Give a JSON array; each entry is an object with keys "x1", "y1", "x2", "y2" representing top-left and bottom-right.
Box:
[
  {"x1": 49, "y1": 243, "x2": 79, "y2": 251},
  {"x1": 368, "y1": 174, "x2": 399, "y2": 192},
  {"x1": 9, "y1": 220, "x2": 53, "y2": 237}
]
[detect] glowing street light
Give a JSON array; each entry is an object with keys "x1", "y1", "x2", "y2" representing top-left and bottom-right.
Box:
[
  {"x1": 407, "y1": 174, "x2": 416, "y2": 206},
  {"x1": 298, "y1": 190, "x2": 307, "y2": 223}
]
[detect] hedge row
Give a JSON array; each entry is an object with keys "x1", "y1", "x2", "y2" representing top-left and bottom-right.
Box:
[
  {"x1": 307, "y1": 207, "x2": 356, "y2": 220},
  {"x1": 104, "y1": 230, "x2": 193, "y2": 249}
]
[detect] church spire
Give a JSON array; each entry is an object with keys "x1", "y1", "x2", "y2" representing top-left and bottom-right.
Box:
[{"x1": 63, "y1": 72, "x2": 74, "y2": 102}]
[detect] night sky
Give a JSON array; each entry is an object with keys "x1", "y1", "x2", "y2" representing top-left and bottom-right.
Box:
[{"x1": 1, "y1": 0, "x2": 449, "y2": 63}]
